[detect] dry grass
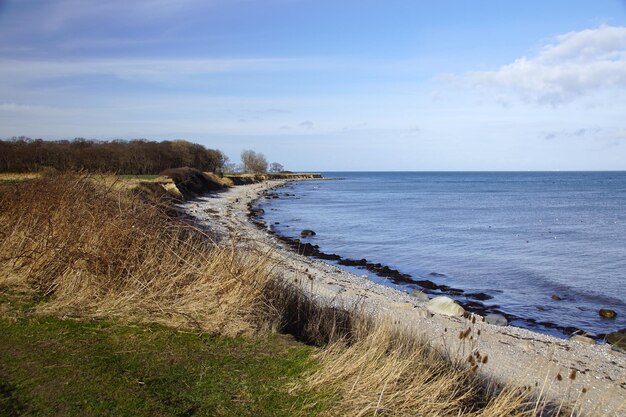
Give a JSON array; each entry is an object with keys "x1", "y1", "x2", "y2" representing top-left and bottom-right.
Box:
[
  {"x1": 204, "y1": 171, "x2": 234, "y2": 187},
  {"x1": 0, "y1": 173, "x2": 566, "y2": 416},
  {"x1": 0, "y1": 173, "x2": 269, "y2": 335},
  {"x1": 298, "y1": 318, "x2": 538, "y2": 417}
]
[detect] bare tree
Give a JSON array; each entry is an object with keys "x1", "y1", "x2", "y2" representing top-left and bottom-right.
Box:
[
  {"x1": 269, "y1": 162, "x2": 284, "y2": 173},
  {"x1": 241, "y1": 149, "x2": 268, "y2": 173}
]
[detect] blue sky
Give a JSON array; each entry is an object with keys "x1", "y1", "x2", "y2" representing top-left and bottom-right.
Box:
[{"x1": 1, "y1": 0, "x2": 626, "y2": 170}]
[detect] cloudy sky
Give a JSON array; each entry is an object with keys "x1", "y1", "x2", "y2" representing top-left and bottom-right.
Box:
[{"x1": 1, "y1": 0, "x2": 626, "y2": 170}]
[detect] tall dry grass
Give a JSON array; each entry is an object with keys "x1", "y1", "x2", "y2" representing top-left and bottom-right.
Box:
[
  {"x1": 0, "y1": 173, "x2": 567, "y2": 416},
  {"x1": 0, "y1": 173, "x2": 271, "y2": 335},
  {"x1": 299, "y1": 318, "x2": 539, "y2": 417}
]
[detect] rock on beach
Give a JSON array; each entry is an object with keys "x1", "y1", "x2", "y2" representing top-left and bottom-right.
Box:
[{"x1": 426, "y1": 296, "x2": 465, "y2": 317}]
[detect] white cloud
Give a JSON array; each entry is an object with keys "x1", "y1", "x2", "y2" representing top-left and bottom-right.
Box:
[{"x1": 465, "y1": 26, "x2": 626, "y2": 105}]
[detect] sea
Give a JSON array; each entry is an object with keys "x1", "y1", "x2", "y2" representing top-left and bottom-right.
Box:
[{"x1": 256, "y1": 172, "x2": 626, "y2": 339}]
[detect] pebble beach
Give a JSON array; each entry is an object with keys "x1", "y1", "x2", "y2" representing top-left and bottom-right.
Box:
[{"x1": 182, "y1": 180, "x2": 626, "y2": 416}]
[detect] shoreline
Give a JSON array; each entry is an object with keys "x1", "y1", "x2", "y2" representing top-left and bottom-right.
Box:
[
  {"x1": 248, "y1": 188, "x2": 595, "y2": 341},
  {"x1": 181, "y1": 179, "x2": 626, "y2": 416}
]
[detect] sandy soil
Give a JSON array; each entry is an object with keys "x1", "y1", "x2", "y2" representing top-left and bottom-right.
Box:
[{"x1": 181, "y1": 180, "x2": 626, "y2": 416}]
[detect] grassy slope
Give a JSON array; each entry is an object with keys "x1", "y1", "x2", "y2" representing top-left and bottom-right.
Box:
[{"x1": 0, "y1": 291, "x2": 324, "y2": 417}]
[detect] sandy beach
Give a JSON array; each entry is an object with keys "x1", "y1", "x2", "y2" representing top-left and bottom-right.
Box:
[{"x1": 182, "y1": 180, "x2": 626, "y2": 416}]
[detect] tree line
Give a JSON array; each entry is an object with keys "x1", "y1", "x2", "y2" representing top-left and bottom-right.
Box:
[
  {"x1": 0, "y1": 137, "x2": 227, "y2": 175},
  {"x1": 0, "y1": 137, "x2": 287, "y2": 175}
]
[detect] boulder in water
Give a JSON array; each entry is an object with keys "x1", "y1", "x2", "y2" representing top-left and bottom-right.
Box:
[
  {"x1": 300, "y1": 229, "x2": 316, "y2": 237},
  {"x1": 599, "y1": 309, "x2": 617, "y2": 319},
  {"x1": 467, "y1": 292, "x2": 493, "y2": 301},
  {"x1": 250, "y1": 208, "x2": 265, "y2": 216},
  {"x1": 426, "y1": 296, "x2": 465, "y2": 317}
]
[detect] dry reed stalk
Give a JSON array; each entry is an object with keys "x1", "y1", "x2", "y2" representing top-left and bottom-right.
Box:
[
  {"x1": 0, "y1": 173, "x2": 273, "y2": 336},
  {"x1": 297, "y1": 316, "x2": 550, "y2": 417}
]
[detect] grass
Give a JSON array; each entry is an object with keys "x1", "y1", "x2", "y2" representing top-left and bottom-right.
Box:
[
  {"x1": 0, "y1": 291, "x2": 323, "y2": 417},
  {"x1": 0, "y1": 172, "x2": 576, "y2": 416}
]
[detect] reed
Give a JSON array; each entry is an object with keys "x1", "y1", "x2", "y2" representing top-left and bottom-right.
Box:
[
  {"x1": 297, "y1": 317, "x2": 538, "y2": 416},
  {"x1": 0, "y1": 173, "x2": 267, "y2": 335}
]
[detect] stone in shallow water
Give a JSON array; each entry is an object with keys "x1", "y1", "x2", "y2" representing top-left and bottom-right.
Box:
[
  {"x1": 300, "y1": 229, "x2": 316, "y2": 237},
  {"x1": 484, "y1": 314, "x2": 508, "y2": 327},
  {"x1": 570, "y1": 334, "x2": 595, "y2": 345},
  {"x1": 599, "y1": 309, "x2": 617, "y2": 319},
  {"x1": 426, "y1": 296, "x2": 465, "y2": 317},
  {"x1": 410, "y1": 289, "x2": 429, "y2": 302}
]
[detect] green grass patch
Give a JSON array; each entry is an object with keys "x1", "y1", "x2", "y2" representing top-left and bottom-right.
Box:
[{"x1": 0, "y1": 292, "x2": 324, "y2": 417}]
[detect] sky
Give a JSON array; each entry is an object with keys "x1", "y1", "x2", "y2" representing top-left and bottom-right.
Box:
[{"x1": 1, "y1": 0, "x2": 626, "y2": 171}]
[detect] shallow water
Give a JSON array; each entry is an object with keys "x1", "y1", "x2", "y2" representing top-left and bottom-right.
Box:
[{"x1": 257, "y1": 172, "x2": 626, "y2": 338}]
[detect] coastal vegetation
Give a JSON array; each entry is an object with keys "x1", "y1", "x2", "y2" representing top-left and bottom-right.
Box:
[
  {"x1": 0, "y1": 137, "x2": 227, "y2": 174},
  {"x1": 0, "y1": 172, "x2": 584, "y2": 416},
  {"x1": 0, "y1": 138, "x2": 290, "y2": 179}
]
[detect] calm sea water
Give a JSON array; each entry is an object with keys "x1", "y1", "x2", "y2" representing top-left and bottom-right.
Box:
[{"x1": 257, "y1": 172, "x2": 626, "y2": 338}]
